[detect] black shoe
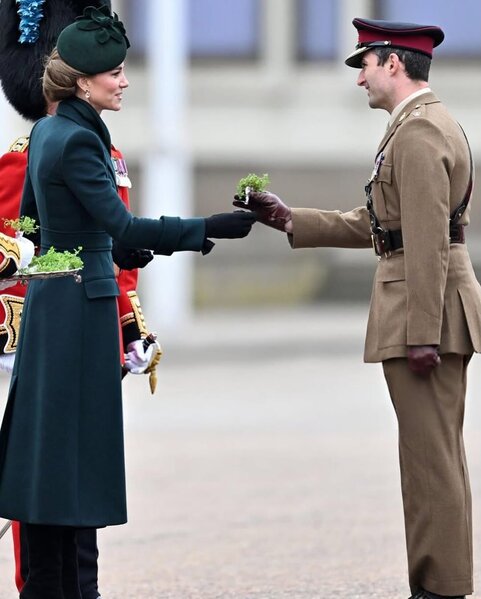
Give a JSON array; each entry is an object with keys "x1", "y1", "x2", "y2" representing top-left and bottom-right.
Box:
[
  {"x1": 425, "y1": 592, "x2": 465, "y2": 599},
  {"x1": 409, "y1": 590, "x2": 466, "y2": 599}
]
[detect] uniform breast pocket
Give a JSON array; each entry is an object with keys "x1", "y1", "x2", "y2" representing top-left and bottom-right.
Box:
[
  {"x1": 376, "y1": 163, "x2": 392, "y2": 185},
  {"x1": 83, "y1": 278, "x2": 120, "y2": 299}
]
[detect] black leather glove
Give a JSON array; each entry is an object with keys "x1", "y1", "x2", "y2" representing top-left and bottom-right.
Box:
[
  {"x1": 407, "y1": 345, "x2": 441, "y2": 376},
  {"x1": 233, "y1": 191, "x2": 292, "y2": 232},
  {"x1": 204, "y1": 211, "x2": 256, "y2": 239},
  {"x1": 112, "y1": 242, "x2": 154, "y2": 270}
]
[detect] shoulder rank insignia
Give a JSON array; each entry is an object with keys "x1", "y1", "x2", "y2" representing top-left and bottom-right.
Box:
[
  {"x1": 111, "y1": 156, "x2": 132, "y2": 188},
  {"x1": 409, "y1": 103, "x2": 424, "y2": 118},
  {"x1": 8, "y1": 136, "x2": 29, "y2": 153}
]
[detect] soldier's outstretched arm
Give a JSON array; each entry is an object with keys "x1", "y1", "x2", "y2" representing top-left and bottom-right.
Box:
[{"x1": 234, "y1": 190, "x2": 372, "y2": 249}]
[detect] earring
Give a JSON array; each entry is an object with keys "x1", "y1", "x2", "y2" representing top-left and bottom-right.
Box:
[{"x1": 85, "y1": 89, "x2": 90, "y2": 100}]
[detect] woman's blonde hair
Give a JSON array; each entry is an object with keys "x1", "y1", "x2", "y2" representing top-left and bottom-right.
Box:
[{"x1": 42, "y1": 48, "x2": 86, "y2": 102}]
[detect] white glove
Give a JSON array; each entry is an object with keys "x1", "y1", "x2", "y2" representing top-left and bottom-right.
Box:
[
  {"x1": 124, "y1": 338, "x2": 161, "y2": 374},
  {"x1": 0, "y1": 280, "x2": 17, "y2": 291},
  {"x1": 0, "y1": 353, "x2": 15, "y2": 375},
  {"x1": 16, "y1": 234, "x2": 35, "y2": 269}
]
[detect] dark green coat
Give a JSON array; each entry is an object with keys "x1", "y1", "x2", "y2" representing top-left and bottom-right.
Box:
[{"x1": 0, "y1": 97, "x2": 207, "y2": 526}]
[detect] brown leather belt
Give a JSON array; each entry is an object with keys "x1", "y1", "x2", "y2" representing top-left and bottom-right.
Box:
[{"x1": 372, "y1": 224, "x2": 465, "y2": 257}]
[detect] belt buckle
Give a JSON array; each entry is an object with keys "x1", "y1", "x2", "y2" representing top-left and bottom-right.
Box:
[{"x1": 371, "y1": 234, "x2": 392, "y2": 260}]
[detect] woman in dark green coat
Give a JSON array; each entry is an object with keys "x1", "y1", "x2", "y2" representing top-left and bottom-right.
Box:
[{"x1": 0, "y1": 6, "x2": 255, "y2": 598}]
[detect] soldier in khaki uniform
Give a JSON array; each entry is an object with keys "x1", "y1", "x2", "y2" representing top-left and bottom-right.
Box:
[{"x1": 237, "y1": 18, "x2": 479, "y2": 599}]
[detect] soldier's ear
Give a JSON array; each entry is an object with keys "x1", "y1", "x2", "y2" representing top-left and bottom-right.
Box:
[{"x1": 388, "y1": 52, "x2": 402, "y2": 75}]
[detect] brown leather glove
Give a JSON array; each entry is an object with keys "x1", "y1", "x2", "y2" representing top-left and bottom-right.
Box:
[
  {"x1": 407, "y1": 345, "x2": 441, "y2": 377},
  {"x1": 233, "y1": 191, "x2": 292, "y2": 232}
]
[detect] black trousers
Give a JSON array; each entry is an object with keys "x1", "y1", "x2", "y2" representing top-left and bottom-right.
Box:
[
  {"x1": 18, "y1": 523, "x2": 99, "y2": 599},
  {"x1": 19, "y1": 524, "x2": 81, "y2": 599},
  {"x1": 76, "y1": 529, "x2": 99, "y2": 599}
]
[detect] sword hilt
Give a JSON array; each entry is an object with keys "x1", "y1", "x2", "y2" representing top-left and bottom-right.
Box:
[{"x1": 142, "y1": 332, "x2": 158, "y2": 351}]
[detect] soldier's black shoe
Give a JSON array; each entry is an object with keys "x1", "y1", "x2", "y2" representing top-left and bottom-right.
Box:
[{"x1": 409, "y1": 590, "x2": 465, "y2": 599}]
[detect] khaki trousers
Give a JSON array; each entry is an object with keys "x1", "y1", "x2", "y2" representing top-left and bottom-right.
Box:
[{"x1": 382, "y1": 354, "x2": 473, "y2": 597}]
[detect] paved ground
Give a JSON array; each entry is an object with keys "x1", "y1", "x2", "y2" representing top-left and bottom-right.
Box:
[{"x1": 1, "y1": 304, "x2": 481, "y2": 598}]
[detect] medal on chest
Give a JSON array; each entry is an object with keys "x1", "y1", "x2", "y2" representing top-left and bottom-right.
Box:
[
  {"x1": 111, "y1": 157, "x2": 132, "y2": 188},
  {"x1": 369, "y1": 151, "x2": 385, "y2": 184}
]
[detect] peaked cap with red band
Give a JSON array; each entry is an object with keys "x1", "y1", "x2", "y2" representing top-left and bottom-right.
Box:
[{"x1": 345, "y1": 17, "x2": 444, "y2": 68}]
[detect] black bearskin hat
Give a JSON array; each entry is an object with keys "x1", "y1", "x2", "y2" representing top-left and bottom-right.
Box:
[{"x1": 0, "y1": 0, "x2": 111, "y2": 121}]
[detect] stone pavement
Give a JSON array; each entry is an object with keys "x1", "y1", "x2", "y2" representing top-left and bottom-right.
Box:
[{"x1": 1, "y1": 304, "x2": 481, "y2": 599}]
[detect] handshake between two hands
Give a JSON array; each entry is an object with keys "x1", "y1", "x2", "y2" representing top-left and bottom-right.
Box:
[
  {"x1": 233, "y1": 190, "x2": 293, "y2": 233},
  {"x1": 109, "y1": 176, "x2": 294, "y2": 268},
  {"x1": 232, "y1": 173, "x2": 292, "y2": 232},
  {"x1": 205, "y1": 188, "x2": 293, "y2": 241}
]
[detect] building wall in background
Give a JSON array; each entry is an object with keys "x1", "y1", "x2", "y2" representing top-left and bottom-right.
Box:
[
  {"x1": 108, "y1": 0, "x2": 481, "y2": 306},
  {"x1": 3, "y1": 0, "x2": 480, "y2": 306}
]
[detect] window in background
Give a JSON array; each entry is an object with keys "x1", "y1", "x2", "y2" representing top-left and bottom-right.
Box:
[
  {"x1": 126, "y1": 0, "x2": 260, "y2": 60},
  {"x1": 374, "y1": 0, "x2": 481, "y2": 57},
  {"x1": 297, "y1": 0, "x2": 339, "y2": 61},
  {"x1": 189, "y1": 0, "x2": 260, "y2": 59}
]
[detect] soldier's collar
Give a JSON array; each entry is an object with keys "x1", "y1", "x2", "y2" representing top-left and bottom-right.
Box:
[{"x1": 388, "y1": 87, "x2": 431, "y2": 127}]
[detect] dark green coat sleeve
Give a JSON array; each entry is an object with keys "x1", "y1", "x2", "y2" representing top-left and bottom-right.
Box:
[{"x1": 61, "y1": 129, "x2": 206, "y2": 255}]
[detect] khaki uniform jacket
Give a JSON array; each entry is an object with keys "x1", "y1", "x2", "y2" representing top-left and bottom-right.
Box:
[{"x1": 290, "y1": 92, "x2": 481, "y2": 362}]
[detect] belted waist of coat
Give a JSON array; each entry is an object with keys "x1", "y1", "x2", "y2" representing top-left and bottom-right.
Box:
[
  {"x1": 372, "y1": 224, "x2": 465, "y2": 258},
  {"x1": 40, "y1": 228, "x2": 112, "y2": 251}
]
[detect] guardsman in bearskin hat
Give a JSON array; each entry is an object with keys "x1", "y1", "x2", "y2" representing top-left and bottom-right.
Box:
[
  {"x1": 0, "y1": 1, "x2": 161, "y2": 597},
  {"x1": 236, "y1": 17, "x2": 479, "y2": 599}
]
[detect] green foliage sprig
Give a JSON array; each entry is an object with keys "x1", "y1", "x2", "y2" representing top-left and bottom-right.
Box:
[
  {"x1": 20, "y1": 246, "x2": 84, "y2": 273},
  {"x1": 3, "y1": 216, "x2": 39, "y2": 235},
  {"x1": 236, "y1": 173, "x2": 270, "y2": 201}
]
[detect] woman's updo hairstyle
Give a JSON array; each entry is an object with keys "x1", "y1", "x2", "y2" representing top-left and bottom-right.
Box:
[{"x1": 42, "y1": 48, "x2": 86, "y2": 102}]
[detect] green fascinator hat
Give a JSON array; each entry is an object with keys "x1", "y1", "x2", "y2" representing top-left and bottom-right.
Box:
[{"x1": 57, "y1": 4, "x2": 130, "y2": 74}]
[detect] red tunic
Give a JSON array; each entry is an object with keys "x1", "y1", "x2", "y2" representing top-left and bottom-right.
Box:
[
  {"x1": 111, "y1": 144, "x2": 149, "y2": 348},
  {"x1": 0, "y1": 138, "x2": 29, "y2": 356}
]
